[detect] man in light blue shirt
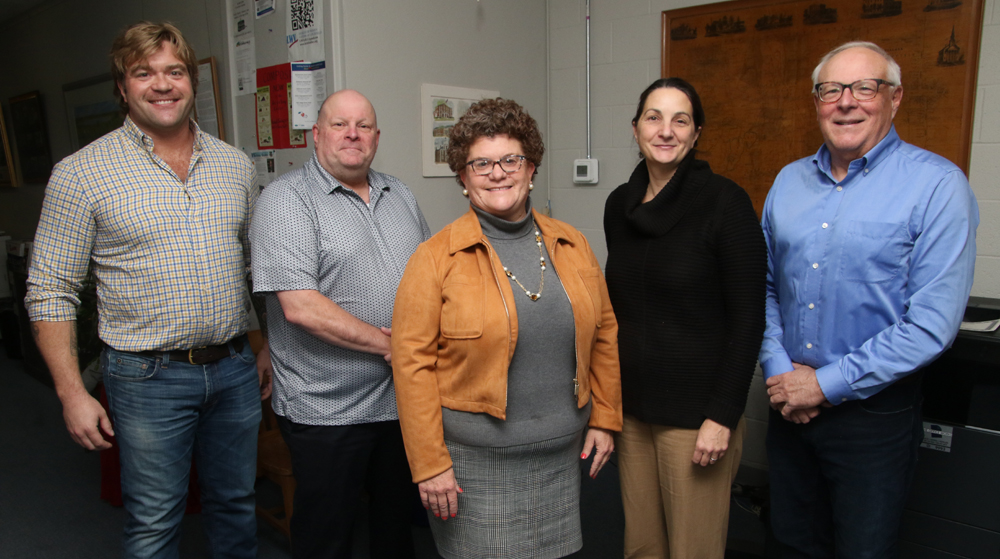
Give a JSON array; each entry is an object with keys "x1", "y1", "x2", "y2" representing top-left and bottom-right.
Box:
[{"x1": 760, "y1": 41, "x2": 978, "y2": 558}]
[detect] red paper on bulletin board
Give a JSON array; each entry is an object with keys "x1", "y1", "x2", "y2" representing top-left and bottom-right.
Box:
[{"x1": 255, "y1": 63, "x2": 308, "y2": 150}]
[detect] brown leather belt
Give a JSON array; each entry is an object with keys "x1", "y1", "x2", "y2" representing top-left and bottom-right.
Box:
[{"x1": 141, "y1": 338, "x2": 244, "y2": 365}]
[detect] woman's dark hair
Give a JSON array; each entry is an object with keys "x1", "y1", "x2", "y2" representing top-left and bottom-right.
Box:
[
  {"x1": 446, "y1": 98, "x2": 544, "y2": 185},
  {"x1": 631, "y1": 77, "x2": 705, "y2": 130}
]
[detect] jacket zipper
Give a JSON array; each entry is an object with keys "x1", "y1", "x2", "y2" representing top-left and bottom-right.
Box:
[
  {"x1": 484, "y1": 238, "x2": 511, "y2": 410},
  {"x1": 546, "y1": 237, "x2": 581, "y2": 400}
]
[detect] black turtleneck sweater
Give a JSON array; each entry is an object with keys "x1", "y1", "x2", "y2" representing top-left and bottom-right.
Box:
[{"x1": 603, "y1": 153, "x2": 766, "y2": 430}]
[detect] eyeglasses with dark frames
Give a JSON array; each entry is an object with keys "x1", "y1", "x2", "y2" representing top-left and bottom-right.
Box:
[
  {"x1": 465, "y1": 154, "x2": 526, "y2": 176},
  {"x1": 814, "y1": 79, "x2": 895, "y2": 103}
]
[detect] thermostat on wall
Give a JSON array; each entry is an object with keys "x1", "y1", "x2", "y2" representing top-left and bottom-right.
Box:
[{"x1": 573, "y1": 159, "x2": 599, "y2": 185}]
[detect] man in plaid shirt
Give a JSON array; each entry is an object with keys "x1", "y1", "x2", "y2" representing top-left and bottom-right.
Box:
[{"x1": 25, "y1": 22, "x2": 266, "y2": 559}]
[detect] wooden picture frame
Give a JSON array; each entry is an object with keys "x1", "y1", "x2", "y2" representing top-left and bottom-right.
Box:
[
  {"x1": 8, "y1": 91, "x2": 53, "y2": 184},
  {"x1": 662, "y1": 0, "x2": 985, "y2": 214},
  {"x1": 0, "y1": 105, "x2": 16, "y2": 187},
  {"x1": 196, "y1": 57, "x2": 226, "y2": 141},
  {"x1": 63, "y1": 73, "x2": 123, "y2": 152}
]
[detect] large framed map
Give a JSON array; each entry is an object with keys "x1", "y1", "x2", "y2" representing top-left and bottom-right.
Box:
[{"x1": 662, "y1": 0, "x2": 985, "y2": 214}]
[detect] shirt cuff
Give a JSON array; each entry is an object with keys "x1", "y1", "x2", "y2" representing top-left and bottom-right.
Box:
[
  {"x1": 761, "y1": 354, "x2": 795, "y2": 380},
  {"x1": 815, "y1": 362, "x2": 855, "y2": 405}
]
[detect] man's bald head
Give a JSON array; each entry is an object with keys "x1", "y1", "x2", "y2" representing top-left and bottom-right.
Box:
[
  {"x1": 317, "y1": 89, "x2": 377, "y2": 129},
  {"x1": 312, "y1": 89, "x2": 380, "y2": 190}
]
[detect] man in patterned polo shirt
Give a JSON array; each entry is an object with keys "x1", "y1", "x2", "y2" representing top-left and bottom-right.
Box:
[
  {"x1": 250, "y1": 89, "x2": 430, "y2": 559},
  {"x1": 26, "y1": 22, "x2": 266, "y2": 558}
]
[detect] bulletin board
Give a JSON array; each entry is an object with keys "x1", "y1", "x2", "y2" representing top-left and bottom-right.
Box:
[
  {"x1": 661, "y1": 0, "x2": 985, "y2": 215},
  {"x1": 226, "y1": 0, "x2": 346, "y2": 184}
]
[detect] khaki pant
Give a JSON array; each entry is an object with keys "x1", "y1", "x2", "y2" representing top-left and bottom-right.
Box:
[{"x1": 617, "y1": 414, "x2": 745, "y2": 559}]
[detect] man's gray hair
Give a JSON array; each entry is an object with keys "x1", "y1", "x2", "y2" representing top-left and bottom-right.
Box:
[{"x1": 811, "y1": 41, "x2": 902, "y2": 90}]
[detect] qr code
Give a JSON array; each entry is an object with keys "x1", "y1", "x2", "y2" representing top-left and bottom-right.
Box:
[{"x1": 290, "y1": 0, "x2": 314, "y2": 31}]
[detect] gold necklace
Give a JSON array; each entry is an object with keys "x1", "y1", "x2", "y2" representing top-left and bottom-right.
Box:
[{"x1": 502, "y1": 229, "x2": 546, "y2": 301}]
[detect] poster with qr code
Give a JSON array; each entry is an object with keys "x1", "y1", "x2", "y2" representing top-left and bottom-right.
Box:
[{"x1": 286, "y1": 0, "x2": 324, "y2": 63}]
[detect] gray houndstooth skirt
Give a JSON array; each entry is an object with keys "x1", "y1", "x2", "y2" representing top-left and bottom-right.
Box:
[{"x1": 428, "y1": 430, "x2": 585, "y2": 559}]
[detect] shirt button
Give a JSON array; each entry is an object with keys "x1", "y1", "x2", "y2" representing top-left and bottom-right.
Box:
[
  {"x1": 836, "y1": 186, "x2": 843, "y2": 191},
  {"x1": 808, "y1": 303, "x2": 815, "y2": 309},
  {"x1": 812, "y1": 263, "x2": 819, "y2": 269},
  {"x1": 806, "y1": 343, "x2": 813, "y2": 349},
  {"x1": 864, "y1": 168, "x2": 869, "y2": 173},
  {"x1": 841, "y1": 397, "x2": 848, "y2": 403},
  {"x1": 822, "y1": 223, "x2": 828, "y2": 229}
]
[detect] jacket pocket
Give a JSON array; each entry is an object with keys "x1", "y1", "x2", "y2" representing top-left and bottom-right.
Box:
[
  {"x1": 577, "y1": 267, "x2": 604, "y2": 327},
  {"x1": 441, "y1": 274, "x2": 485, "y2": 338}
]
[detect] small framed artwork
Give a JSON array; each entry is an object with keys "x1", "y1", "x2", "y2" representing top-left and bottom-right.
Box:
[
  {"x1": 63, "y1": 74, "x2": 123, "y2": 152},
  {"x1": 9, "y1": 91, "x2": 53, "y2": 184},
  {"x1": 421, "y1": 84, "x2": 499, "y2": 177},
  {"x1": 0, "y1": 106, "x2": 16, "y2": 187},
  {"x1": 196, "y1": 57, "x2": 226, "y2": 141}
]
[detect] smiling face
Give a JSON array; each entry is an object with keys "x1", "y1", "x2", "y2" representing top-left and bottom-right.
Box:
[
  {"x1": 312, "y1": 90, "x2": 380, "y2": 185},
  {"x1": 814, "y1": 47, "x2": 902, "y2": 168},
  {"x1": 460, "y1": 134, "x2": 536, "y2": 222},
  {"x1": 633, "y1": 87, "x2": 701, "y2": 174},
  {"x1": 118, "y1": 41, "x2": 195, "y2": 138}
]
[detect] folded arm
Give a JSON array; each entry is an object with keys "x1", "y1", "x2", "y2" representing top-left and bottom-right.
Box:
[{"x1": 276, "y1": 289, "x2": 392, "y2": 360}]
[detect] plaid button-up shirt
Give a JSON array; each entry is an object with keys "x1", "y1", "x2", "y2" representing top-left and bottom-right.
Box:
[{"x1": 26, "y1": 117, "x2": 258, "y2": 352}]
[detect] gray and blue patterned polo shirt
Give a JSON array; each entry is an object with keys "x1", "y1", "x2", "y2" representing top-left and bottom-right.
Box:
[{"x1": 251, "y1": 154, "x2": 430, "y2": 425}]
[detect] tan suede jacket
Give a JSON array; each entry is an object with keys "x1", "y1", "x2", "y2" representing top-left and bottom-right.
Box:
[{"x1": 391, "y1": 208, "x2": 622, "y2": 483}]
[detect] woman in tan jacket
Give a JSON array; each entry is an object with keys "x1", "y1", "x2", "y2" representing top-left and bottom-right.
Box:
[{"x1": 391, "y1": 98, "x2": 622, "y2": 559}]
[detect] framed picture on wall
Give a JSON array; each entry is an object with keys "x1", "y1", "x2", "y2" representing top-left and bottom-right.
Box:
[
  {"x1": 421, "y1": 84, "x2": 499, "y2": 177},
  {"x1": 196, "y1": 57, "x2": 226, "y2": 141},
  {"x1": 63, "y1": 74, "x2": 124, "y2": 152},
  {"x1": 661, "y1": 0, "x2": 985, "y2": 215},
  {"x1": 9, "y1": 91, "x2": 54, "y2": 184},
  {"x1": 0, "y1": 105, "x2": 16, "y2": 187}
]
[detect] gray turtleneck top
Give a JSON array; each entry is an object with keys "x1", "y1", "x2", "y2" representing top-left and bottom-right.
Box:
[{"x1": 441, "y1": 201, "x2": 591, "y2": 447}]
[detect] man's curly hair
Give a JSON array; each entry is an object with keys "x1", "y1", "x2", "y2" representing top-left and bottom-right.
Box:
[{"x1": 446, "y1": 98, "x2": 544, "y2": 184}]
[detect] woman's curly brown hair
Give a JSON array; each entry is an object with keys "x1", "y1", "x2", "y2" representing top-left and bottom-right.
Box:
[{"x1": 446, "y1": 98, "x2": 544, "y2": 185}]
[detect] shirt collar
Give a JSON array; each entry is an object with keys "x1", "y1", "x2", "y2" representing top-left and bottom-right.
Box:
[
  {"x1": 121, "y1": 116, "x2": 205, "y2": 153},
  {"x1": 812, "y1": 124, "x2": 901, "y2": 180},
  {"x1": 307, "y1": 152, "x2": 386, "y2": 198}
]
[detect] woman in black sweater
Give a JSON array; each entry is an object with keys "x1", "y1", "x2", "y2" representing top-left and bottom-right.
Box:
[{"x1": 603, "y1": 78, "x2": 766, "y2": 558}]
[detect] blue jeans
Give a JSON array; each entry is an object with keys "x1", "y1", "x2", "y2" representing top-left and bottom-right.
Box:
[
  {"x1": 766, "y1": 377, "x2": 924, "y2": 559},
  {"x1": 103, "y1": 337, "x2": 261, "y2": 559}
]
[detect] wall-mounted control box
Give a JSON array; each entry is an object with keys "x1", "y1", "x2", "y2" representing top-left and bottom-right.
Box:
[{"x1": 573, "y1": 159, "x2": 598, "y2": 185}]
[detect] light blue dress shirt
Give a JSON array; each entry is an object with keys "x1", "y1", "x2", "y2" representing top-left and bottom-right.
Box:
[{"x1": 759, "y1": 126, "x2": 979, "y2": 404}]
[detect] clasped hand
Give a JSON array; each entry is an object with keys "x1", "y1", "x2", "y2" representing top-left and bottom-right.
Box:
[{"x1": 765, "y1": 363, "x2": 831, "y2": 424}]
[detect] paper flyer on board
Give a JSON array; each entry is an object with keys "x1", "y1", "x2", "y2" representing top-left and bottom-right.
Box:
[
  {"x1": 251, "y1": 150, "x2": 276, "y2": 187},
  {"x1": 291, "y1": 61, "x2": 327, "y2": 129},
  {"x1": 286, "y1": 0, "x2": 324, "y2": 63},
  {"x1": 232, "y1": 0, "x2": 256, "y2": 95},
  {"x1": 255, "y1": 0, "x2": 274, "y2": 18},
  {"x1": 256, "y1": 63, "x2": 307, "y2": 150}
]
